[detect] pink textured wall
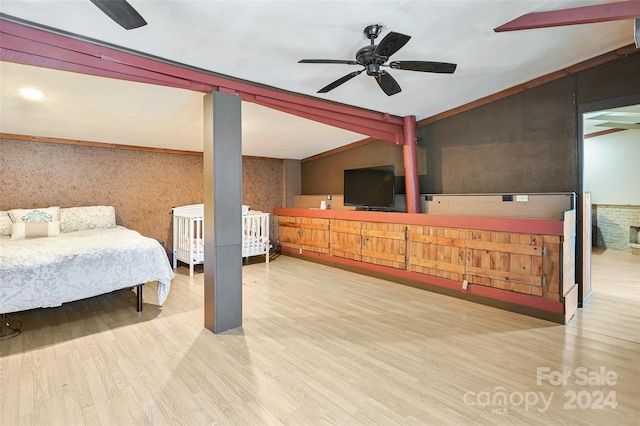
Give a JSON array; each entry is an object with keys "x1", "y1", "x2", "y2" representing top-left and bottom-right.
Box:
[
  {"x1": 0, "y1": 138, "x2": 283, "y2": 249},
  {"x1": 242, "y1": 157, "x2": 283, "y2": 236}
]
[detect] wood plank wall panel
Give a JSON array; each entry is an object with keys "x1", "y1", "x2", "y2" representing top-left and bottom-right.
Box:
[
  {"x1": 277, "y1": 216, "x2": 330, "y2": 254},
  {"x1": 276, "y1": 213, "x2": 569, "y2": 302},
  {"x1": 330, "y1": 219, "x2": 362, "y2": 261},
  {"x1": 543, "y1": 236, "x2": 562, "y2": 301},
  {"x1": 406, "y1": 224, "x2": 561, "y2": 302},
  {"x1": 407, "y1": 225, "x2": 466, "y2": 281},
  {"x1": 360, "y1": 222, "x2": 407, "y2": 269},
  {"x1": 467, "y1": 231, "x2": 544, "y2": 296}
]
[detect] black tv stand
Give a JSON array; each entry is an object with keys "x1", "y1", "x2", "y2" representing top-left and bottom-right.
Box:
[{"x1": 355, "y1": 206, "x2": 394, "y2": 212}]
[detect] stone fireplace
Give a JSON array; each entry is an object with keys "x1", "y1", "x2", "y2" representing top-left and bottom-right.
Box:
[
  {"x1": 595, "y1": 205, "x2": 640, "y2": 255},
  {"x1": 630, "y1": 225, "x2": 640, "y2": 255}
]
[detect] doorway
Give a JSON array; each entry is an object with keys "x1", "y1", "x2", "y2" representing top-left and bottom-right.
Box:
[{"x1": 578, "y1": 95, "x2": 640, "y2": 309}]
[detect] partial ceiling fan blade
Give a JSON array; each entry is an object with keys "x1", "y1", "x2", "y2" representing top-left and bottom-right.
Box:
[
  {"x1": 374, "y1": 31, "x2": 411, "y2": 59},
  {"x1": 376, "y1": 71, "x2": 401, "y2": 96},
  {"x1": 494, "y1": 0, "x2": 640, "y2": 32},
  {"x1": 389, "y1": 61, "x2": 457, "y2": 74},
  {"x1": 299, "y1": 59, "x2": 359, "y2": 65},
  {"x1": 317, "y1": 70, "x2": 364, "y2": 93},
  {"x1": 89, "y1": 0, "x2": 147, "y2": 30}
]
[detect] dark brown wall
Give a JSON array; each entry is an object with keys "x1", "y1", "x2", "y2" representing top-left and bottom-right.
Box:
[
  {"x1": 577, "y1": 51, "x2": 640, "y2": 103},
  {"x1": 301, "y1": 50, "x2": 640, "y2": 196},
  {"x1": 0, "y1": 138, "x2": 283, "y2": 249},
  {"x1": 301, "y1": 140, "x2": 406, "y2": 195},
  {"x1": 419, "y1": 76, "x2": 577, "y2": 194}
]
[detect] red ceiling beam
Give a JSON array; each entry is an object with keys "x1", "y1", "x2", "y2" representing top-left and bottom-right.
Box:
[
  {"x1": 252, "y1": 97, "x2": 399, "y2": 143},
  {"x1": 494, "y1": 1, "x2": 640, "y2": 32},
  {"x1": 0, "y1": 18, "x2": 405, "y2": 142},
  {"x1": 0, "y1": 47, "x2": 200, "y2": 89},
  {"x1": 0, "y1": 33, "x2": 198, "y2": 89},
  {"x1": 252, "y1": 96, "x2": 403, "y2": 141}
]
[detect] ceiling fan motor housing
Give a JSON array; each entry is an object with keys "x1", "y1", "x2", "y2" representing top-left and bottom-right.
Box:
[{"x1": 356, "y1": 45, "x2": 382, "y2": 75}]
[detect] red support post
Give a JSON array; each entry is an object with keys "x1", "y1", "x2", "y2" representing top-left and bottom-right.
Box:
[{"x1": 402, "y1": 115, "x2": 421, "y2": 214}]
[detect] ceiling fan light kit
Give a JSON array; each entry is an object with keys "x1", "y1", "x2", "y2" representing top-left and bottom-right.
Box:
[{"x1": 299, "y1": 24, "x2": 457, "y2": 96}]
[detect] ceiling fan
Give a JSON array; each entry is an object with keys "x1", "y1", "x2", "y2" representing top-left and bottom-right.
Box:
[
  {"x1": 494, "y1": 0, "x2": 640, "y2": 48},
  {"x1": 89, "y1": 0, "x2": 147, "y2": 30},
  {"x1": 298, "y1": 24, "x2": 457, "y2": 96}
]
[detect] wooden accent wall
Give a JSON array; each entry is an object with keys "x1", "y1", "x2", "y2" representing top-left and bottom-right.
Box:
[
  {"x1": 278, "y1": 213, "x2": 569, "y2": 304},
  {"x1": 361, "y1": 222, "x2": 407, "y2": 269},
  {"x1": 330, "y1": 219, "x2": 362, "y2": 260},
  {"x1": 278, "y1": 216, "x2": 330, "y2": 254},
  {"x1": 408, "y1": 226, "x2": 467, "y2": 282},
  {"x1": 407, "y1": 225, "x2": 561, "y2": 302}
]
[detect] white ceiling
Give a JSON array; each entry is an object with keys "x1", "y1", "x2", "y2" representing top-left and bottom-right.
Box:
[
  {"x1": 583, "y1": 104, "x2": 640, "y2": 134},
  {"x1": 0, "y1": 0, "x2": 637, "y2": 159}
]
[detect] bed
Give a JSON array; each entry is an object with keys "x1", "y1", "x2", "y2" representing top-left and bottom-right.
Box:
[
  {"x1": 0, "y1": 206, "x2": 174, "y2": 315},
  {"x1": 172, "y1": 204, "x2": 270, "y2": 276}
]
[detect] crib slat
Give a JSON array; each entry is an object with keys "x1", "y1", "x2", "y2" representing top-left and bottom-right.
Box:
[{"x1": 174, "y1": 205, "x2": 270, "y2": 275}]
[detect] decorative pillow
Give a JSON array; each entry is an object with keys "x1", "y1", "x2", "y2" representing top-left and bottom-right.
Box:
[
  {"x1": 8, "y1": 206, "x2": 60, "y2": 223},
  {"x1": 60, "y1": 206, "x2": 116, "y2": 233},
  {"x1": 0, "y1": 211, "x2": 11, "y2": 236},
  {"x1": 11, "y1": 221, "x2": 61, "y2": 240}
]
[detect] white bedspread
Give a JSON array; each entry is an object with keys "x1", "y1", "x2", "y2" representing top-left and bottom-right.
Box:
[{"x1": 0, "y1": 226, "x2": 174, "y2": 314}]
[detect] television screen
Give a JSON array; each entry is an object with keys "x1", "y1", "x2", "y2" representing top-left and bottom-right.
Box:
[{"x1": 344, "y1": 165, "x2": 395, "y2": 209}]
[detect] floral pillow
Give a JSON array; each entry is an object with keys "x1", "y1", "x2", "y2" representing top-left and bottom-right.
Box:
[
  {"x1": 60, "y1": 206, "x2": 116, "y2": 233},
  {"x1": 7, "y1": 206, "x2": 61, "y2": 240}
]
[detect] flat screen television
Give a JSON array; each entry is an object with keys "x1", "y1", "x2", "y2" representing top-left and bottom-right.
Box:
[{"x1": 344, "y1": 165, "x2": 395, "y2": 210}]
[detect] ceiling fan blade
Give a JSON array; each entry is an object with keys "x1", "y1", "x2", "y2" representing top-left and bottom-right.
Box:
[
  {"x1": 89, "y1": 0, "x2": 147, "y2": 30},
  {"x1": 299, "y1": 59, "x2": 359, "y2": 65},
  {"x1": 494, "y1": 0, "x2": 640, "y2": 32},
  {"x1": 389, "y1": 61, "x2": 457, "y2": 74},
  {"x1": 374, "y1": 31, "x2": 411, "y2": 59},
  {"x1": 376, "y1": 71, "x2": 401, "y2": 96},
  {"x1": 317, "y1": 70, "x2": 364, "y2": 93}
]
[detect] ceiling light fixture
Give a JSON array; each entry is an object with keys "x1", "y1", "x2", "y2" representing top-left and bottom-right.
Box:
[{"x1": 19, "y1": 87, "x2": 44, "y2": 100}]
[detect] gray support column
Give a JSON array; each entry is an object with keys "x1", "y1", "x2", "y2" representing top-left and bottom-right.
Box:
[{"x1": 203, "y1": 91, "x2": 243, "y2": 333}]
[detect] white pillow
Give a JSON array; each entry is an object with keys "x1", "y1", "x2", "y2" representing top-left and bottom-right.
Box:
[
  {"x1": 8, "y1": 206, "x2": 60, "y2": 223},
  {"x1": 0, "y1": 211, "x2": 11, "y2": 236},
  {"x1": 11, "y1": 221, "x2": 61, "y2": 240}
]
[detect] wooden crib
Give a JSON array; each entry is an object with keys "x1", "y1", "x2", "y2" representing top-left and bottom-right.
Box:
[{"x1": 172, "y1": 204, "x2": 270, "y2": 276}]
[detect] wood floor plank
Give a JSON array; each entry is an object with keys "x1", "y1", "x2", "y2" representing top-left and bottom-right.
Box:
[{"x1": 1, "y1": 249, "x2": 638, "y2": 424}]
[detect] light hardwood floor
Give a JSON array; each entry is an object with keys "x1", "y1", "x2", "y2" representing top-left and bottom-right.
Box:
[{"x1": 1, "y1": 249, "x2": 638, "y2": 425}]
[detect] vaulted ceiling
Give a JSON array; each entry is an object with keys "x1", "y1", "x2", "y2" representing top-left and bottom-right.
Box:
[{"x1": 0, "y1": 1, "x2": 637, "y2": 159}]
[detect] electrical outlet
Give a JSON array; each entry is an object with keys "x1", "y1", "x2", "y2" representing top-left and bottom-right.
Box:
[
  {"x1": 462, "y1": 280, "x2": 468, "y2": 290},
  {"x1": 299, "y1": 248, "x2": 302, "y2": 254}
]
